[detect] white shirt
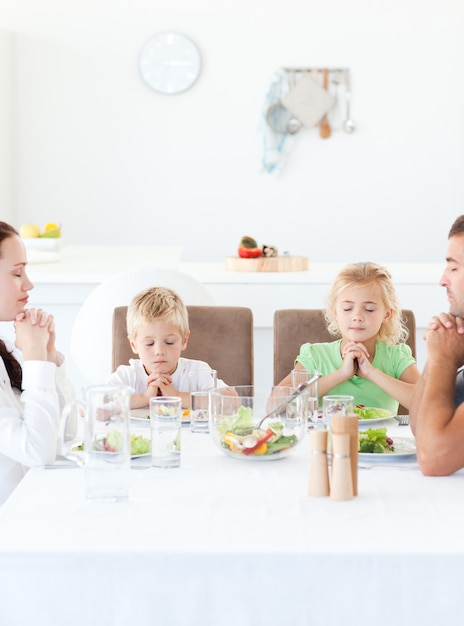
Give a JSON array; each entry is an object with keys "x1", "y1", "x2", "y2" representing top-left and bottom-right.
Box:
[
  {"x1": 106, "y1": 357, "x2": 226, "y2": 394},
  {"x1": 0, "y1": 345, "x2": 74, "y2": 505}
]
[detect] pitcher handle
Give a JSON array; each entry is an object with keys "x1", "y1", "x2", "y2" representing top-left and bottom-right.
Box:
[{"x1": 60, "y1": 401, "x2": 85, "y2": 466}]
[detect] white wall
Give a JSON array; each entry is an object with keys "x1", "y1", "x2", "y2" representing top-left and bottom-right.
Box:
[
  {"x1": 0, "y1": 29, "x2": 13, "y2": 222},
  {"x1": 0, "y1": 0, "x2": 463, "y2": 262}
]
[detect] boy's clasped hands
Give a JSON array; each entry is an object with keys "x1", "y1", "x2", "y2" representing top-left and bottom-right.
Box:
[{"x1": 144, "y1": 371, "x2": 178, "y2": 402}]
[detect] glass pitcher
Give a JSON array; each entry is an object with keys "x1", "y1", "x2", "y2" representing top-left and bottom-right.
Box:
[{"x1": 61, "y1": 384, "x2": 132, "y2": 502}]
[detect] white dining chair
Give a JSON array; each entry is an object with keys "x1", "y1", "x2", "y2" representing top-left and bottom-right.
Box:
[{"x1": 70, "y1": 267, "x2": 215, "y2": 386}]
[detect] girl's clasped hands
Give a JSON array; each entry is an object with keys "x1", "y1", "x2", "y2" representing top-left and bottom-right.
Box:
[{"x1": 340, "y1": 341, "x2": 372, "y2": 379}]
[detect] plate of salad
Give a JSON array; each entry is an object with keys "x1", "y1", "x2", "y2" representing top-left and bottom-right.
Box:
[
  {"x1": 354, "y1": 405, "x2": 395, "y2": 427},
  {"x1": 72, "y1": 433, "x2": 151, "y2": 459},
  {"x1": 358, "y1": 428, "x2": 416, "y2": 461}
]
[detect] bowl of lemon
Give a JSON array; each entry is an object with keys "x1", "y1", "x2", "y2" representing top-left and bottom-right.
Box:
[{"x1": 20, "y1": 223, "x2": 62, "y2": 257}]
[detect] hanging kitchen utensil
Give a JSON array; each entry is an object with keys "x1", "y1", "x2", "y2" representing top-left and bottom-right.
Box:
[
  {"x1": 343, "y1": 68, "x2": 355, "y2": 133},
  {"x1": 266, "y1": 101, "x2": 302, "y2": 134},
  {"x1": 319, "y1": 69, "x2": 331, "y2": 139},
  {"x1": 282, "y1": 72, "x2": 334, "y2": 128}
]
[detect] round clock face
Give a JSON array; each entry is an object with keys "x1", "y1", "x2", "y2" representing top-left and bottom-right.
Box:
[{"x1": 138, "y1": 32, "x2": 202, "y2": 95}]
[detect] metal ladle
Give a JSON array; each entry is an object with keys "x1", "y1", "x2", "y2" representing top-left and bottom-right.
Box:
[
  {"x1": 343, "y1": 69, "x2": 355, "y2": 133},
  {"x1": 285, "y1": 70, "x2": 302, "y2": 134}
]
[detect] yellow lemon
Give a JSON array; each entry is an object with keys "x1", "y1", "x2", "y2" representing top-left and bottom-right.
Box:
[
  {"x1": 43, "y1": 223, "x2": 60, "y2": 232},
  {"x1": 19, "y1": 224, "x2": 41, "y2": 238},
  {"x1": 41, "y1": 223, "x2": 61, "y2": 238}
]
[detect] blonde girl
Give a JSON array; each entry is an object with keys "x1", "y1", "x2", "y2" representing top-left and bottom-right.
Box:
[{"x1": 278, "y1": 262, "x2": 420, "y2": 412}]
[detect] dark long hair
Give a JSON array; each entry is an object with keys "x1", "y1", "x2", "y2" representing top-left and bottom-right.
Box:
[{"x1": 0, "y1": 222, "x2": 23, "y2": 390}]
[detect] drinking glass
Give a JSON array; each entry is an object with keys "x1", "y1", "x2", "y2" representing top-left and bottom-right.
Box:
[
  {"x1": 150, "y1": 397, "x2": 182, "y2": 468},
  {"x1": 189, "y1": 368, "x2": 217, "y2": 433},
  {"x1": 322, "y1": 395, "x2": 354, "y2": 428},
  {"x1": 291, "y1": 369, "x2": 320, "y2": 429}
]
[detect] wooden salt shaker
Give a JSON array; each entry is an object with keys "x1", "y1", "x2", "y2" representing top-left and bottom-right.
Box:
[
  {"x1": 308, "y1": 429, "x2": 330, "y2": 497},
  {"x1": 330, "y1": 432, "x2": 353, "y2": 501},
  {"x1": 331, "y1": 413, "x2": 358, "y2": 496}
]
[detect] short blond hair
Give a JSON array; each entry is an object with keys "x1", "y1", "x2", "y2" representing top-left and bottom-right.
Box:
[
  {"x1": 126, "y1": 286, "x2": 189, "y2": 339},
  {"x1": 324, "y1": 262, "x2": 409, "y2": 345}
]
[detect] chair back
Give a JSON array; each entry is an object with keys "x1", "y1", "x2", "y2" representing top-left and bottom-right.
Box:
[
  {"x1": 113, "y1": 305, "x2": 254, "y2": 387},
  {"x1": 273, "y1": 308, "x2": 416, "y2": 414}
]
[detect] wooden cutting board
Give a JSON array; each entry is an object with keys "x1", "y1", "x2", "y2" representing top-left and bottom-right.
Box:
[{"x1": 225, "y1": 256, "x2": 308, "y2": 272}]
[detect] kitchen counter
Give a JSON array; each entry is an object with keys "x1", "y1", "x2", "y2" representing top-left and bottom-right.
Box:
[{"x1": 26, "y1": 246, "x2": 444, "y2": 287}]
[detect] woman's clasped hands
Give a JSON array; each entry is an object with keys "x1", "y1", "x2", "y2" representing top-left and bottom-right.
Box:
[{"x1": 14, "y1": 308, "x2": 58, "y2": 363}]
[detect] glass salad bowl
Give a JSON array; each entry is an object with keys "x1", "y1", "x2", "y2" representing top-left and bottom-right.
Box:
[{"x1": 209, "y1": 386, "x2": 308, "y2": 461}]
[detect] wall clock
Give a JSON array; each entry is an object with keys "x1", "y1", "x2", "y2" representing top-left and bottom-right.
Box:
[{"x1": 138, "y1": 32, "x2": 202, "y2": 95}]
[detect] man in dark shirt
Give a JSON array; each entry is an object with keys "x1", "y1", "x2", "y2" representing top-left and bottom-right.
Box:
[{"x1": 410, "y1": 215, "x2": 464, "y2": 475}]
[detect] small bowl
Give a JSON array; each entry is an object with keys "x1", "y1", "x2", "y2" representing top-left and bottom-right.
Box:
[
  {"x1": 21, "y1": 237, "x2": 62, "y2": 252},
  {"x1": 209, "y1": 386, "x2": 307, "y2": 461}
]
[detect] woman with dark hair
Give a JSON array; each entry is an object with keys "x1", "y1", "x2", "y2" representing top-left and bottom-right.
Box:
[{"x1": 0, "y1": 221, "x2": 73, "y2": 503}]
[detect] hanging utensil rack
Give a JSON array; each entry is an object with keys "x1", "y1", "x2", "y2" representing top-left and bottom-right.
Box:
[
  {"x1": 280, "y1": 67, "x2": 355, "y2": 135},
  {"x1": 282, "y1": 67, "x2": 349, "y2": 75}
]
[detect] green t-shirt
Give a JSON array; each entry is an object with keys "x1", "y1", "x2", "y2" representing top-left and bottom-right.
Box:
[{"x1": 296, "y1": 340, "x2": 416, "y2": 413}]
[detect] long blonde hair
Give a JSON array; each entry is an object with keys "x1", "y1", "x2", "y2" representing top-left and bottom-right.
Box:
[{"x1": 324, "y1": 262, "x2": 409, "y2": 345}]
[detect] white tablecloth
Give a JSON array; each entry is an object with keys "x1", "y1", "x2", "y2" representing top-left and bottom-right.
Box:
[{"x1": 0, "y1": 421, "x2": 463, "y2": 626}]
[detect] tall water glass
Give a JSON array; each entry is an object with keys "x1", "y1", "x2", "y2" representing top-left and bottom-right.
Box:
[
  {"x1": 291, "y1": 369, "x2": 320, "y2": 429},
  {"x1": 150, "y1": 396, "x2": 182, "y2": 468},
  {"x1": 189, "y1": 368, "x2": 217, "y2": 433}
]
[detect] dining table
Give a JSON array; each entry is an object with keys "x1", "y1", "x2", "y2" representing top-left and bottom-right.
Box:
[{"x1": 0, "y1": 418, "x2": 463, "y2": 626}]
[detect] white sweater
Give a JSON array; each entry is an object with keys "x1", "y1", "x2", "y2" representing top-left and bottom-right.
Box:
[{"x1": 0, "y1": 347, "x2": 74, "y2": 505}]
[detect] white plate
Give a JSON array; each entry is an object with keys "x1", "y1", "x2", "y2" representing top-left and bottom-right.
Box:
[
  {"x1": 130, "y1": 414, "x2": 150, "y2": 423},
  {"x1": 355, "y1": 407, "x2": 395, "y2": 427},
  {"x1": 131, "y1": 411, "x2": 191, "y2": 423},
  {"x1": 358, "y1": 437, "x2": 416, "y2": 462}
]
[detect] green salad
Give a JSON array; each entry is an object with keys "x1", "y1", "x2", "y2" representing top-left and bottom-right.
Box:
[
  {"x1": 218, "y1": 406, "x2": 298, "y2": 457},
  {"x1": 354, "y1": 406, "x2": 392, "y2": 420},
  {"x1": 358, "y1": 428, "x2": 395, "y2": 454},
  {"x1": 72, "y1": 432, "x2": 151, "y2": 455}
]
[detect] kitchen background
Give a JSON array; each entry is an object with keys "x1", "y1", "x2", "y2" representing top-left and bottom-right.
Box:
[{"x1": 0, "y1": 0, "x2": 462, "y2": 264}]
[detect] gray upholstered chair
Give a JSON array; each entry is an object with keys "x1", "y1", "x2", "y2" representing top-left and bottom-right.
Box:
[
  {"x1": 273, "y1": 308, "x2": 417, "y2": 414},
  {"x1": 113, "y1": 305, "x2": 254, "y2": 387}
]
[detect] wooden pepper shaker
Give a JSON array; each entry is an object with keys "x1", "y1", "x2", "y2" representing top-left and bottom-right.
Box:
[
  {"x1": 308, "y1": 428, "x2": 330, "y2": 497},
  {"x1": 330, "y1": 432, "x2": 353, "y2": 501},
  {"x1": 331, "y1": 413, "x2": 358, "y2": 496}
]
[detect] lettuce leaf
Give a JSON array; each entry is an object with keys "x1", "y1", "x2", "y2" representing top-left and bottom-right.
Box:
[
  {"x1": 218, "y1": 406, "x2": 254, "y2": 436},
  {"x1": 358, "y1": 427, "x2": 394, "y2": 453}
]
